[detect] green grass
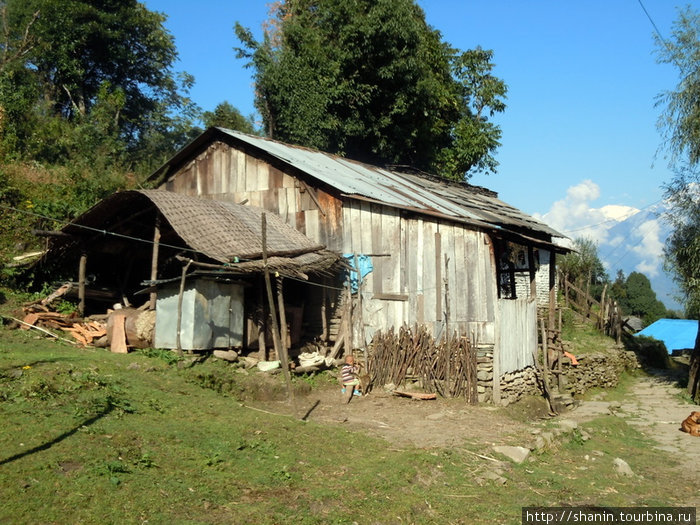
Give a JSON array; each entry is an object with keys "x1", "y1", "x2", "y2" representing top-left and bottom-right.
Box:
[
  {"x1": 0, "y1": 325, "x2": 691, "y2": 524},
  {"x1": 561, "y1": 315, "x2": 617, "y2": 355}
]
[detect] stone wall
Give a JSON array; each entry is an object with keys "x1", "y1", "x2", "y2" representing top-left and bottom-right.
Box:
[{"x1": 476, "y1": 347, "x2": 642, "y2": 406}]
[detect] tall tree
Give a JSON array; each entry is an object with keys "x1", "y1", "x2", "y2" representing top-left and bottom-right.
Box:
[
  {"x1": 202, "y1": 101, "x2": 257, "y2": 135},
  {"x1": 655, "y1": 5, "x2": 700, "y2": 401},
  {"x1": 235, "y1": 0, "x2": 506, "y2": 180},
  {"x1": 0, "y1": 0, "x2": 198, "y2": 168},
  {"x1": 559, "y1": 237, "x2": 608, "y2": 300},
  {"x1": 619, "y1": 271, "x2": 668, "y2": 326}
]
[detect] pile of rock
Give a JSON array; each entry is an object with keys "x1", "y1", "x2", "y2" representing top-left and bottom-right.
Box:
[{"x1": 476, "y1": 347, "x2": 641, "y2": 406}]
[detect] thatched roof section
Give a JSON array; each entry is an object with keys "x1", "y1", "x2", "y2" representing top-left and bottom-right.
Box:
[
  {"x1": 136, "y1": 190, "x2": 323, "y2": 263},
  {"x1": 47, "y1": 190, "x2": 341, "y2": 277}
]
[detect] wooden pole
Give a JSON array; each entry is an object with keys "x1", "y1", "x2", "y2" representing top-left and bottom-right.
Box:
[
  {"x1": 527, "y1": 246, "x2": 537, "y2": 300},
  {"x1": 548, "y1": 250, "x2": 557, "y2": 356},
  {"x1": 276, "y1": 276, "x2": 289, "y2": 357},
  {"x1": 344, "y1": 278, "x2": 353, "y2": 354},
  {"x1": 262, "y1": 213, "x2": 293, "y2": 400},
  {"x1": 257, "y1": 281, "x2": 267, "y2": 361},
  {"x1": 78, "y1": 251, "x2": 87, "y2": 317},
  {"x1": 321, "y1": 277, "x2": 328, "y2": 343},
  {"x1": 539, "y1": 318, "x2": 557, "y2": 414},
  {"x1": 557, "y1": 308, "x2": 563, "y2": 392},
  {"x1": 435, "y1": 232, "x2": 442, "y2": 329},
  {"x1": 354, "y1": 253, "x2": 367, "y2": 366},
  {"x1": 149, "y1": 216, "x2": 161, "y2": 310},
  {"x1": 444, "y1": 254, "x2": 451, "y2": 396},
  {"x1": 175, "y1": 260, "x2": 192, "y2": 356}
]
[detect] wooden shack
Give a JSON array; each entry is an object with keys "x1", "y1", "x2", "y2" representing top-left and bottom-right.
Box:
[
  {"x1": 39, "y1": 189, "x2": 343, "y2": 354},
  {"x1": 148, "y1": 127, "x2": 570, "y2": 397}
]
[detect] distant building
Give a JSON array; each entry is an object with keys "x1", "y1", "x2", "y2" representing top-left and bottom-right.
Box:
[{"x1": 635, "y1": 319, "x2": 699, "y2": 353}]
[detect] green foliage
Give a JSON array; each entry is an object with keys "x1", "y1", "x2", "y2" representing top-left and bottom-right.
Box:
[
  {"x1": 0, "y1": 0, "x2": 200, "y2": 173},
  {"x1": 235, "y1": 0, "x2": 506, "y2": 180},
  {"x1": 655, "y1": 6, "x2": 700, "y2": 402},
  {"x1": 619, "y1": 272, "x2": 668, "y2": 325},
  {"x1": 654, "y1": 5, "x2": 700, "y2": 318},
  {"x1": 655, "y1": 7, "x2": 700, "y2": 166},
  {"x1": 626, "y1": 335, "x2": 671, "y2": 369},
  {"x1": 202, "y1": 101, "x2": 257, "y2": 134},
  {"x1": 559, "y1": 237, "x2": 608, "y2": 300},
  {"x1": 0, "y1": 327, "x2": 693, "y2": 523},
  {"x1": 136, "y1": 347, "x2": 183, "y2": 366}
]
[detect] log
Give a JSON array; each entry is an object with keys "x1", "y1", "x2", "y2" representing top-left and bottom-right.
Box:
[
  {"x1": 110, "y1": 314, "x2": 128, "y2": 354},
  {"x1": 393, "y1": 390, "x2": 437, "y2": 400}
]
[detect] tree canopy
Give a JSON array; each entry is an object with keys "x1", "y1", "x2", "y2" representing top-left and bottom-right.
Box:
[
  {"x1": 202, "y1": 101, "x2": 257, "y2": 135},
  {"x1": 654, "y1": 5, "x2": 700, "y2": 401},
  {"x1": 655, "y1": 7, "x2": 700, "y2": 319},
  {"x1": 235, "y1": 0, "x2": 507, "y2": 180},
  {"x1": 616, "y1": 271, "x2": 668, "y2": 325},
  {"x1": 0, "y1": 0, "x2": 200, "y2": 172}
]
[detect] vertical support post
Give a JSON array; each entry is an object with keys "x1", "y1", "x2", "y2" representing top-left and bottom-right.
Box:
[
  {"x1": 345, "y1": 278, "x2": 353, "y2": 354},
  {"x1": 176, "y1": 260, "x2": 191, "y2": 356},
  {"x1": 262, "y1": 213, "x2": 293, "y2": 401},
  {"x1": 548, "y1": 250, "x2": 557, "y2": 354},
  {"x1": 354, "y1": 253, "x2": 367, "y2": 366},
  {"x1": 78, "y1": 250, "x2": 87, "y2": 317},
  {"x1": 257, "y1": 281, "x2": 267, "y2": 361},
  {"x1": 149, "y1": 216, "x2": 161, "y2": 310},
  {"x1": 444, "y1": 254, "x2": 451, "y2": 396},
  {"x1": 435, "y1": 232, "x2": 442, "y2": 335},
  {"x1": 558, "y1": 308, "x2": 563, "y2": 391},
  {"x1": 527, "y1": 246, "x2": 537, "y2": 300},
  {"x1": 321, "y1": 277, "x2": 328, "y2": 343},
  {"x1": 276, "y1": 277, "x2": 289, "y2": 357}
]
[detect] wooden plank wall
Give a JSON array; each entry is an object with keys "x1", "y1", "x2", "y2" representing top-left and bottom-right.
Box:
[
  {"x1": 163, "y1": 142, "x2": 345, "y2": 251},
  {"x1": 162, "y1": 141, "x2": 498, "y2": 346}
]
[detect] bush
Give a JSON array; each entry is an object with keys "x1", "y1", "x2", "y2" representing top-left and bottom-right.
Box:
[{"x1": 626, "y1": 335, "x2": 671, "y2": 369}]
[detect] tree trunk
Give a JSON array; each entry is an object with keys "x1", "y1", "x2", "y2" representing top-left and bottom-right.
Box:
[{"x1": 688, "y1": 324, "x2": 700, "y2": 403}]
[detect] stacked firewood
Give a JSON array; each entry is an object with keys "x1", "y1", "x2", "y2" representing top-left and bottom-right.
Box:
[
  {"x1": 368, "y1": 324, "x2": 478, "y2": 403},
  {"x1": 18, "y1": 284, "x2": 107, "y2": 346},
  {"x1": 20, "y1": 308, "x2": 107, "y2": 346}
]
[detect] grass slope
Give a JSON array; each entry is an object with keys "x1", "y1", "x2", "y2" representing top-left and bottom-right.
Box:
[{"x1": 0, "y1": 326, "x2": 690, "y2": 525}]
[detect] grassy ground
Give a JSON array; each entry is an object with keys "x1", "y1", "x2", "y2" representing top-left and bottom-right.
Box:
[{"x1": 0, "y1": 323, "x2": 691, "y2": 525}]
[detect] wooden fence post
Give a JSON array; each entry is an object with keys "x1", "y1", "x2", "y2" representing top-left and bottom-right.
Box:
[{"x1": 262, "y1": 213, "x2": 293, "y2": 401}]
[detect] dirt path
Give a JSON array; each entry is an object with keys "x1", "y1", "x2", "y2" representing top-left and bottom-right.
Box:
[
  {"x1": 567, "y1": 372, "x2": 700, "y2": 455},
  {"x1": 566, "y1": 371, "x2": 700, "y2": 503},
  {"x1": 258, "y1": 371, "x2": 700, "y2": 455},
  {"x1": 258, "y1": 384, "x2": 543, "y2": 449}
]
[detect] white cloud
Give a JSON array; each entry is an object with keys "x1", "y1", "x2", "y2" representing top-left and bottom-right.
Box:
[
  {"x1": 537, "y1": 179, "x2": 669, "y2": 286},
  {"x1": 534, "y1": 179, "x2": 622, "y2": 247},
  {"x1": 629, "y1": 219, "x2": 665, "y2": 277}
]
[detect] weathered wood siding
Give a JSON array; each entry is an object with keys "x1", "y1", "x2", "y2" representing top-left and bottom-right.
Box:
[
  {"x1": 163, "y1": 141, "x2": 345, "y2": 250},
  {"x1": 497, "y1": 298, "x2": 537, "y2": 374},
  {"x1": 161, "y1": 140, "x2": 499, "y2": 344}
]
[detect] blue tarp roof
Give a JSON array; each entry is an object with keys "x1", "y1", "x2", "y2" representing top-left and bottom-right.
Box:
[{"x1": 635, "y1": 319, "x2": 699, "y2": 352}]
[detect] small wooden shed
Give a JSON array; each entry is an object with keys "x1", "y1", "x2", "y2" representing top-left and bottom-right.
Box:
[
  {"x1": 39, "y1": 189, "x2": 342, "y2": 352},
  {"x1": 148, "y1": 127, "x2": 570, "y2": 395}
]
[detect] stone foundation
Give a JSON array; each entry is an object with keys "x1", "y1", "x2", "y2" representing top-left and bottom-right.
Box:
[{"x1": 477, "y1": 347, "x2": 642, "y2": 406}]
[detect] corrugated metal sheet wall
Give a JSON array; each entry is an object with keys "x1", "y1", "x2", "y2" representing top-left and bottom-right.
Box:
[{"x1": 497, "y1": 298, "x2": 537, "y2": 374}]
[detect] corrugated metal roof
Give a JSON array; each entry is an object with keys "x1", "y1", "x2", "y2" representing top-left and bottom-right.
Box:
[
  {"x1": 151, "y1": 127, "x2": 567, "y2": 244},
  {"x1": 217, "y1": 129, "x2": 565, "y2": 240}
]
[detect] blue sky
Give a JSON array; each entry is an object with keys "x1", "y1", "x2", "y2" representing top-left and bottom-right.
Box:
[{"x1": 142, "y1": 0, "x2": 682, "y2": 225}]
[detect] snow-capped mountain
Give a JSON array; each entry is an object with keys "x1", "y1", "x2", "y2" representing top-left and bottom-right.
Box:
[{"x1": 595, "y1": 202, "x2": 683, "y2": 311}]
